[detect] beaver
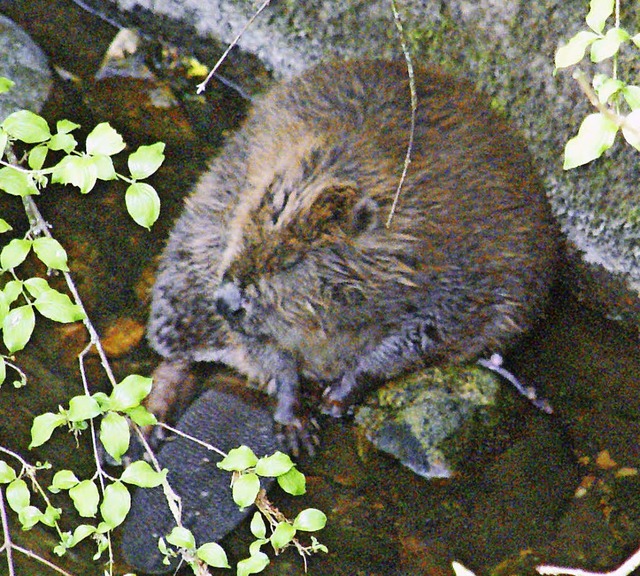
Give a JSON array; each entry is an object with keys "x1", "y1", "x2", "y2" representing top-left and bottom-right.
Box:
[{"x1": 145, "y1": 59, "x2": 558, "y2": 454}]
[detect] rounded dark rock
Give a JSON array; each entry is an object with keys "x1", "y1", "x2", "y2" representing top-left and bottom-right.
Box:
[{"x1": 121, "y1": 387, "x2": 282, "y2": 574}]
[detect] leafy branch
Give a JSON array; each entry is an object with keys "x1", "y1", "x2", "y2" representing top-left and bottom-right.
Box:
[
  {"x1": 0, "y1": 75, "x2": 326, "y2": 575},
  {"x1": 555, "y1": 0, "x2": 640, "y2": 168}
]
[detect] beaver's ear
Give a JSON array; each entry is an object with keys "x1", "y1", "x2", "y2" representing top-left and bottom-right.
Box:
[{"x1": 350, "y1": 197, "x2": 380, "y2": 235}]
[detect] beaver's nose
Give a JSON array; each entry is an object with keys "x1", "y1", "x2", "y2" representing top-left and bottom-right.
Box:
[{"x1": 214, "y1": 282, "x2": 246, "y2": 323}]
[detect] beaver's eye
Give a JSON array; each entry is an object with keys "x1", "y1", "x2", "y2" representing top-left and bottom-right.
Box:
[{"x1": 350, "y1": 197, "x2": 379, "y2": 235}]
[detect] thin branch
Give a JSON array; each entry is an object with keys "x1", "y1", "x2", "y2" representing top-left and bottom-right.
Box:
[
  {"x1": 156, "y1": 422, "x2": 228, "y2": 458},
  {"x1": 10, "y1": 543, "x2": 76, "y2": 576},
  {"x1": 196, "y1": 0, "x2": 272, "y2": 94},
  {"x1": 537, "y1": 544, "x2": 640, "y2": 576},
  {"x1": 386, "y1": 0, "x2": 417, "y2": 228},
  {"x1": 0, "y1": 488, "x2": 15, "y2": 576}
]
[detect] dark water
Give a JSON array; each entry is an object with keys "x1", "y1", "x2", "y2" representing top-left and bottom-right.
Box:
[{"x1": 1, "y1": 2, "x2": 639, "y2": 575}]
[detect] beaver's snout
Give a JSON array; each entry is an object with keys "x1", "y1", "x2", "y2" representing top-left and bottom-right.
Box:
[{"x1": 215, "y1": 282, "x2": 247, "y2": 324}]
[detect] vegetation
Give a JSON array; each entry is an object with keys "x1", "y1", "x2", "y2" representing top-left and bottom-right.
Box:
[
  {"x1": 0, "y1": 78, "x2": 325, "y2": 575},
  {"x1": 555, "y1": 0, "x2": 640, "y2": 168}
]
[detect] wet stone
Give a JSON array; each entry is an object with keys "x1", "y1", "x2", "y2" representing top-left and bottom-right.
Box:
[
  {"x1": 355, "y1": 366, "x2": 500, "y2": 478},
  {"x1": 121, "y1": 386, "x2": 283, "y2": 574}
]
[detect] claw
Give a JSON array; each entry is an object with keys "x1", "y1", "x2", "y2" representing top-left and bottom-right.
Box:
[
  {"x1": 275, "y1": 416, "x2": 320, "y2": 457},
  {"x1": 320, "y1": 386, "x2": 348, "y2": 418}
]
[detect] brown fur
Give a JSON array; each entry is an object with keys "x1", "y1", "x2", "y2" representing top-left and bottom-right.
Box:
[{"x1": 146, "y1": 60, "x2": 559, "y2": 451}]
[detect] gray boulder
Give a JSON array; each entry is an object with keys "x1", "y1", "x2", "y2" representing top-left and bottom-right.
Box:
[{"x1": 0, "y1": 14, "x2": 51, "y2": 117}]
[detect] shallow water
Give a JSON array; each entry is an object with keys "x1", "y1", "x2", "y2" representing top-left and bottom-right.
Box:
[{"x1": 1, "y1": 2, "x2": 640, "y2": 575}]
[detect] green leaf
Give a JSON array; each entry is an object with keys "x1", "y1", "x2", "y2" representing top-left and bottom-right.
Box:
[
  {"x1": 2, "y1": 110, "x2": 51, "y2": 143},
  {"x1": 128, "y1": 142, "x2": 165, "y2": 180},
  {"x1": 28, "y1": 145, "x2": 48, "y2": 170},
  {"x1": 6, "y1": 478, "x2": 30, "y2": 512},
  {"x1": 29, "y1": 411, "x2": 67, "y2": 448},
  {"x1": 41, "y1": 505, "x2": 61, "y2": 527},
  {"x1": 120, "y1": 460, "x2": 166, "y2": 487},
  {"x1": 166, "y1": 526, "x2": 196, "y2": 550},
  {"x1": 67, "y1": 524, "x2": 97, "y2": 547},
  {"x1": 100, "y1": 411, "x2": 130, "y2": 464},
  {"x1": 48, "y1": 132, "x2": 77, "y2": 153},
  {"x1": 250, "y1": 511, "x2": 267, "y2": 539},
  {"x1": 3, "y1": 304, "x2": 35, "y2": 353},
  {"x1": 196, "y1": 542, "x2": 230, "y2": 568},
  {"x1": 292, "y1": 508, "x2": 327, "y2": 532},
  {"x1": 232, "y1": 472, "x2": 260, "y2": 509},
  {"x1": 56, "y1": 119, "x2": 80, "y2": 134},
  {"x1": 217, "y1": 446, "x2": 258, "y2": 472},
  {"x1": 50, "y1": 469, "x2": 80, "y2": 492},
  {"x1": 555, "y1": 30, "x2": 599, "y2": 69},
  {"x1": 590, "y1": 27, "x2": 630, "y2": 63},
  {"x1": 0, "y1": 461, "x2": 17, "y2": 483},
  {"x1": 0, "y1": 78, "x2": 15, "y2": 93},
  {"x1": 100, "y1": 481, "x2": 130, "y2": 528},
  {"x1": 69, "y1": 479, "x2": 100, "y2": 517},
  {"x1": 270, "y1": 522, "x2": 296, "y2": 549},
  {"x1": 4, "y1": 280, "x2": 23, "y2": 304},
  {"x1": 622, "y1": 85, "x2": 640, "y2": 110},
  {"x1": 255, "y1": 451, "x2": 294, "y2": 477},
  {"x1": 276, "y1": 466, "x2": 306, "y2": 495},
  {"x1": 622, "y1": 109, "x2": 640, "y2": 151},
  {"x1": 51, "y1": 155, "x2": 98, "y2": 194},
  {"x1": 563, "y1": 112, "x2": 618, "y2": 169},
  {"x1": 34, "y1": 288, "x2": 85, "y2": 322},
  {"x1": 23, "y1": 277, "x2": 50, "y2": 299},
  {"x1": 592, "y1": 74, "x2": 624, "y2": 106},
  {"x1": 586, "y1": 0, "x2": 614, "y2": 33},
  {"x1": 67, "y1": 394, "x2": 101, "y2": 422},
  {"x1": 0, "y1": 166, "x2": 39, "y2": 196},
  {"x1": 109, "y1": 374, "x2": 153, "y2": 411},
  {"x1": 32, "y1": 237, "x2": 70, "y2": 271},
  {"x1": 125, "y1": 182, "x2": 160, "y2": 229},
  {"x1": 86, "y1": 122, "x2": 125, "y2": 156},
  {"x1": 92, "y1": 154, "x2": 117, "y2": 181},
  {"x1": 0, "y1": 218, "x2": 12, "y2": 233},
  {"x1": 0, "y1": 292, "x2": 9, "y2": 323},
  {"x1": 1, "y1": 238, "x2": 32, "y2": 270},
  {"x1": 237, "y1": 552, "x2": 270, "y2": 576},
  {"x1": 19, "y1": 505, "x2": 44, "y2": 529},
  {"x1": 248, "y1": 538, "x2": 267, "y2": 557},
  {"x1": 125, "y1": 404, "x2": 157, "y2": 427},
  {"x1": 0, "y1": 356, "x2": 5, "y2": 386}
]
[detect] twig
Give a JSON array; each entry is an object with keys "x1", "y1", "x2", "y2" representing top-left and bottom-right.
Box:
[
  {"x1": 0, "y1": 488, "x2": 15, "y2": 576},
  {"x1": 537, "y1": 544, "x2": 640, "y2": 576},
  {"x1": 572, "y1": 69, "x2": 640, "y2": 142},
  {"x1": 386, "y1": 0, "x2": 417, "y2": 228},
  {"x1": 156, "y1": 422, "x2": 228, "y2": 459},
  {"x1": 8, "y1": 542, "x2": 76, "y2": 576},
  {"x1": 196, "y1": 0, "x2": 272, "y2": 94},
  {"x1": 477, "y1": 353, "x2": 553, "y2": 414}
]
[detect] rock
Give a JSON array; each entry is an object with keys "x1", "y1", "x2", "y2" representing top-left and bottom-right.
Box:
[
  {"x1": 94, "y1": 0, "x2": 640, "y2": 330},
  {"x1": 0, "y1": 14, "x2": 51, "y2": 116},
  {"x1": 355, "y1": 366, "x2": 500, "y2": 478},
  {"x1": 121, "y1": 385, "x2": 283, "y2": 574}
]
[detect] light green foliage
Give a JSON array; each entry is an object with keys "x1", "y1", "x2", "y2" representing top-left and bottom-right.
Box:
[
  {"x1": 0, "y1": 78, "x2": 326, "y2": 576},
  {"x1": 556, "y1": 0, "x2": 640, "y2": 168},
  {"x1": 197, "y1": 445, "x2": 327, "y2": 573},
  {"x1": 0, "y1": 105, "x2": 164, "y2": 216}
]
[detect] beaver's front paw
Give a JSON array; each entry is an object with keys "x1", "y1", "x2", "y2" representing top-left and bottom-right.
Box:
[
  {"x1": 274, "y1": 416, "x2": 319, "y2": 457},
  {"x1": 320, "y1": 372, "x2": 358, "y2": 418}
]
